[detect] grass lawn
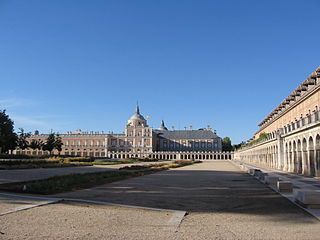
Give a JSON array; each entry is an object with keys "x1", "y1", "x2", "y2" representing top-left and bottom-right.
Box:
[
  {"x1": 0, "y1": 157, "x2": 94, "y2": 170},
  {"x1": 0, "y1": 157, "x2": 164, "y2": 169},
  {"x1": 92, "y1": 158, "x2": 164, "y2": 165}
]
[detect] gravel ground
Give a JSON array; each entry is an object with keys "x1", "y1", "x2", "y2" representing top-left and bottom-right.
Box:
[
  {"x1": 1, "y1": 160, "x2": 320, "y2": 239},
  {"x1": 0, "y1": 202, "x2": 175, "y2": 240},
  {"x1": 176, "y1": 211, "x2": 320, "y2": 240},
  {"x1": 0, "y1": 195, "x2": 47, "y2": 214}
]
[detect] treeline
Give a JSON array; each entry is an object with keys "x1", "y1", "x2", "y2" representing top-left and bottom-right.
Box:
[
  {"x1": 222, "y1": 137, "x2": 246, "y2": 152},
  {"x1": 0, "y1": 110, "x2": 63, "y2": 154}
]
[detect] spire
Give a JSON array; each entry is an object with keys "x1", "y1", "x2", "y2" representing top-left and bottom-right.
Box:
[
  {"x1": 136, "y1": 102, "x2": 140, "y2": 114},
  {"x1": 158, "y1": 120, "x2": 168, "y2": 130},
  {"x1": 129, "y1": 102, "x2": 146, "y2": 121}
]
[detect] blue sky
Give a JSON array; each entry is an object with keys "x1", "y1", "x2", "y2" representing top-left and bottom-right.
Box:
[{"x1": 0, "y1": 0, "x2": 319, "y2": 144}]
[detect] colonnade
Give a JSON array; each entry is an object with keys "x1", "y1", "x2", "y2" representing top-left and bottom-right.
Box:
[
  {"x1": 235, "y1": 128, "x2": 320, "y2": 177},
  {"x1": 107, "y1": 151, "x2": 233, "y2": 161}
]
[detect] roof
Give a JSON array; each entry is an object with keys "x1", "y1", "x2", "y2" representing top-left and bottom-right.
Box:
[
  {"x1": 154, "y1": 129, "x2": 219, "y2": 140},
  {"x1": 258, "y1": 66, "x2": 320, "y2": 128}
]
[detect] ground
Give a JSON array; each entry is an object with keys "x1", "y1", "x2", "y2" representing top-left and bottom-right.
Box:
[{"x1": 1, "y1": 160, "x2": 320, "y2": 240}]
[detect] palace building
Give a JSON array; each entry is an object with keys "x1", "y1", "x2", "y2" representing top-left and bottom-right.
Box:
[
  {"x1": 17, "y1": 104, "x2": 225, "y2": 159},
  {"x1": 235, "y1": 66, "x2": 320, "y2": 176}
]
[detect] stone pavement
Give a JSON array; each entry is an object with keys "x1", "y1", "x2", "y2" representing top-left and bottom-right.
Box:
[
  {"x1": 0, "y1": 161, "x2": 171, "y2": 184},
  {"x1": 231, "y1": 159, "x2": 320, "y2": 219},
  {"x1": 1, "y1": 160, "x2": 320, "y2": 239}
]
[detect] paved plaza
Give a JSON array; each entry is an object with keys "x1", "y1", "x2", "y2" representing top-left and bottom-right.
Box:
[{"x1": 1, "y1": 160, "x2": 320, "y2": 239}]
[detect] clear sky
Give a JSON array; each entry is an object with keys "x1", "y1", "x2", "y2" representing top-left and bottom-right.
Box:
[{"x1": 0, "y1": 0, "x2": 319, "y2": 144}]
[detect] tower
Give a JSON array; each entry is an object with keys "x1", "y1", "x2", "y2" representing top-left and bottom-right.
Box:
[
  {"x1": 127, "y1": 103, "x2": 148, "y2": 127},
  {"x1": 125, "y1": 103, "x2": 153, "y2": 154},
  {"x1": 158, "y1": 120, "x2": 168, "y2": 131}
]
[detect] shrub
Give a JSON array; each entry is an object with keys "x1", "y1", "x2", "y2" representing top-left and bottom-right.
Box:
[{"x1": 119, "y1": 165, "x2": 149, "y2": 171}]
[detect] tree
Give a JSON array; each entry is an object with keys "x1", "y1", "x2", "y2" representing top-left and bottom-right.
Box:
[
  {"x1": 233, "y1": 141, "x2": 246, "y2": 150},
  {"x1": 54, "y1": 134, "x2": 63, "y2": 155},
  {"x1": 29, "y1": 139, "x2": 43, "y2": 150},
  {"x1": 222, "y1": 137, "x2": 233, "y2": 152},
  {"x1": 42, "y1": 133, "x2": 56, "y2": 155},
  {"x1": 0, "y1": 110, "x2": 17, "y2": 153},
  {"x1": 16, "y1": 128, "x2": 31, "y2": 150}
]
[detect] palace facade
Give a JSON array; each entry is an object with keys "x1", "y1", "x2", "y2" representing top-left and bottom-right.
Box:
[
  {"x1": 235, "y1": 66, "x2": 320, "y2": 176},
  {"x1": 16, "y1": 105, "x2": 226, "y2": 159}
]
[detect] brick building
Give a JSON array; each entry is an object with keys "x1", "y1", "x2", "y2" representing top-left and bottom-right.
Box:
[{"x1": 16, "y1": 104, "x2": 222, "y2": 158}]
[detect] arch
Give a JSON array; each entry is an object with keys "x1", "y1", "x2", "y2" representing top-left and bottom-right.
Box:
[
  {"x1": 275, "y1": 145, "x2": 279, "y2": 169},
  {"x1": 292, "y1": 141, "x2": 297, "y2": 173},
  {"x1": 285, "y1": 142, "x2": 289, "y2": 171},
  {"x1": 268, "y1": 146, "x2": 272, "y2": 167},
  {"x1": 289, "y1": 142, "x2": 293, "y2": 172},
  {"x1": 308, "y1": 136, "x2": 316, "y2": 176},
  {"x1": 316, "y1": 135, "x2": 320, "y2": 176},
  {"x1": 297, "y1": 139, "x2": 302, "y2": 173},
  {"x1": 302, "y1": 138, "x2": 308, "y2": 174}
]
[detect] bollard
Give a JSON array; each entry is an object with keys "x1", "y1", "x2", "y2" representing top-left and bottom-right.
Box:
[
  {"x1": 248, "y1": 168, "x2": 260, "y2": 176},
  {"x1": 259, "y1": 173, "x2": 268, "y2": 182},
  {"x1": 294, "y1": 190, "x2": 320, "y2": 208},
  {"x1": 264, "y1": 176, "x2": 279, "y2": 186},
  {"x1": 277, "y1": 181, "x2": 293, "y2": 192}
]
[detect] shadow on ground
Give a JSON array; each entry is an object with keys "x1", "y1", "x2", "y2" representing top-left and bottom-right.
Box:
[{"x1": 52, "y1": 163, "x2": 317, "y2": 224}]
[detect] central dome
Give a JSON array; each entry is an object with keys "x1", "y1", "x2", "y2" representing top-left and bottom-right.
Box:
[
  {"x1": 130, "y1": 112, "x2": 145, "y2": 121},
  {"x1": 130, "y1": 104, "x2": 146, "y2": 121}
]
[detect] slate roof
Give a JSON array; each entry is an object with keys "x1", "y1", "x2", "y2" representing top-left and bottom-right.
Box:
[{"x1": 154, "y1": 129, "x2": 219, "y2": 140}]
